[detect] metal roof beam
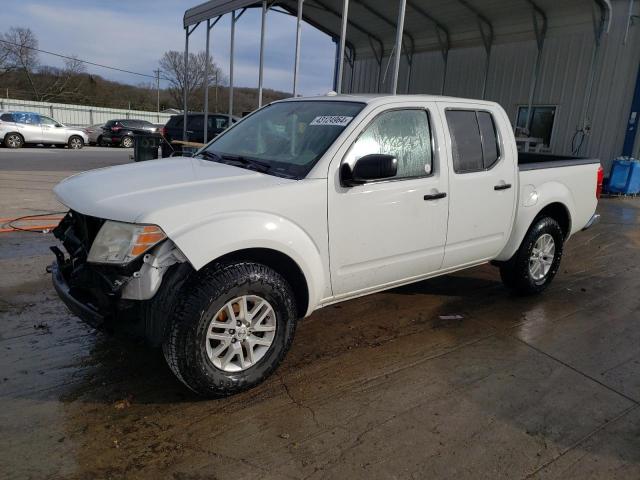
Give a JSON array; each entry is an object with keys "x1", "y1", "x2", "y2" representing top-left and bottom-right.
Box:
[
  {"x1": 453, "y1": 0, "x2": 494, "y2": 99},
  {"x1": 406, "y1": 0, "x2": 450, "y2": 50},
  {"x1": 300, "y1": 0, "x2": 385, "y2": 69},
  {"x1": 352, "y1": 0, "x2": 415, "y2": 63}
]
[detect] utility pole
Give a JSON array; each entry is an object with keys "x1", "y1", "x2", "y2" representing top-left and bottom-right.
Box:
[{"x1": 154, "y1": 69, "x2": 161, "y2": 122}]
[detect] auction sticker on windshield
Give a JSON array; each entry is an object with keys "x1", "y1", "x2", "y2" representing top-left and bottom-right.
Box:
[{"x1": 310, "y1": 116, "x2": 353, "y2": 126}]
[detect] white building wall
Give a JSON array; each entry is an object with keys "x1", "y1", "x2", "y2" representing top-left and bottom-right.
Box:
[{"x1": 345, "y1": 1, "x2": 640, "y2": 172}]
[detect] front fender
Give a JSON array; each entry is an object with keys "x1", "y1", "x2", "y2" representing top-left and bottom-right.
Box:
[
  {"x1": 496, "y1": 181, "x2": 575, "y2": 262},
  {"x1": 168, "y1": 211, "x2": 326, "y2": 316}
]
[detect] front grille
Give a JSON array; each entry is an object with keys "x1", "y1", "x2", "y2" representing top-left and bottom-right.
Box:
[{"x1": 53, "y1": 211, "x2": 105, "y2": 261}]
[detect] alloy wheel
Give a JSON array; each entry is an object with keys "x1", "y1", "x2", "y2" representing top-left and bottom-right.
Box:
[
  {"x1": 205, "y1": 295, "x2": 277, "y2": 372},
  {"x1": 529, "y1": 233, "x2": 555, "y2": 281}
]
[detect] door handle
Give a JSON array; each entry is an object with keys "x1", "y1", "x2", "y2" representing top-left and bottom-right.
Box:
[
  {"x1": 494, "y1": 183, "x2": 512, "y2": 191},
  {"x1": 424, "y1": 192, "x2": 447, "y2": 201}
]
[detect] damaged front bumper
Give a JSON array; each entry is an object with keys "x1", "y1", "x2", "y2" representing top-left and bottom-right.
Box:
[
  {"x1": 50, "y1": 211, "x2": 190, "y2": 341},
  {"x1": 51, "y1": 260, "x2": 105, "y2": 328}
]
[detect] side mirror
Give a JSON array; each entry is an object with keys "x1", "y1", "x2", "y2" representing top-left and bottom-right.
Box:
[
  {"x1": 55, "y1": 124, "x2": 63, "y2": 128},
  {"x1": 341, "y1": 153, "x2": 398, "y2": 186}
]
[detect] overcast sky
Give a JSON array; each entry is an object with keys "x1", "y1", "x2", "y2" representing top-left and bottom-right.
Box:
[{"x1": 2, "y1": 0, "x2": 337, "y2": 95}]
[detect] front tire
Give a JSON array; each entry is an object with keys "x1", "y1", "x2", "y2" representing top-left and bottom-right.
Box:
[
  {"x1": 4, "y1": 133, "x2": 23, "y2": 149},
  {"x1": 499, "y1": 216, "x2": 564, "y2": 295},
  {"x1": 68, "y1": 136, "x2": 84, "y2": 149},
  {"x1": 162, "y1": 261, "x2": 297, "y2": 397}
]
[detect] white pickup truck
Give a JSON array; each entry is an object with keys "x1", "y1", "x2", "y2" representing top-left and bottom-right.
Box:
[{"x1": 50, "y1": 94, "x2": 602, "y2": 396}]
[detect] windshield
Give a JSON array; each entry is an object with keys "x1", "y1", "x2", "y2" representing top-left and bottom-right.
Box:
[{"x1": 200, "y1": 100, "x2": 365, "y2": 179}]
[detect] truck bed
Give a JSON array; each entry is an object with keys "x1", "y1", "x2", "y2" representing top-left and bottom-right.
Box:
[{"x1": 518, "y1": 152, "x2": 600, "y2": 171}]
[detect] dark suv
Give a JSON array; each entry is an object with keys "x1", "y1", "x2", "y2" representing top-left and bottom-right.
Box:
[
  {"x1": 161, "y1": 114, "x2": 236, "y2": 146},
  {"x1": 102, "y1": 119, "x2": 157, "y2": 148}
]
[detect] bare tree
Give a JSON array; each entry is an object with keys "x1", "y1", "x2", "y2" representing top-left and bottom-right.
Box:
[
  {"x1": 1, "y1": 27, "x2": 38, "y2": 80},
  {"x1": 159, "y1": 50, "x2": 226, "y2": 109},
  {"x1": 35, "y1": 56, "x2": 87, "y2": 102},
  {"x1": 1, "y1": 27, "x2": 87, "y2": 102}
]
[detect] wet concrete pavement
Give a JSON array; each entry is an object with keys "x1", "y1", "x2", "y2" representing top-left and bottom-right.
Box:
[{"x1": 1, "y1": 159, "x2": 640, "y2": 478}]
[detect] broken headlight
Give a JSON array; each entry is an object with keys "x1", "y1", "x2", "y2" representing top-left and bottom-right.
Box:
[{"x1": 87, "y1": 221, "x2": 166, "y2": 265}]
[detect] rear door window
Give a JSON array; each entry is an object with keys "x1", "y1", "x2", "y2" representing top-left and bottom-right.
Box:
[
  {"x1": 188, "y1": 116, "x2": 204, "y2": 131},
  {"x1": 0, "y1": 113, "x2": 14, "y2": 122},
  {"x1": 477, "y1": 112, "x2": 500, "y2": 169},
  {"x1": 445, "y1": 110, "x2": 500, "y2": 173},
  {"x1": 13, "y1": 112, "x2": 40, "y2": 125},
  {"x1": 169, "y1": 117, "x2": 183, "y2": 128},
  {"x1": 213, "y1": 116, "x2": 229, "y2": 130}
]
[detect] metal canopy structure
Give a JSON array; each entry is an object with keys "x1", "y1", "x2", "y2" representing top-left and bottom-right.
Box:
[{"x1": 182, "y1": 0, "x2": 613, "y2": 140}]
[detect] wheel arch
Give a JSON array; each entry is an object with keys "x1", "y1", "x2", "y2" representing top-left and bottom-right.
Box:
[
  {"x1": 496, "y1": 198, "x2": 573, "y2": 262},
  {"x1": 210, "y1": 248, "x2": 309, "y2": 319},
  {"x1": 536, "y1": 202, "x2": 571, "y2": 238},
  {"x1": 4, "y1": 131, "x2": 24, "y2": 145},
  {"x1": 165, "y1": 211, "x2": 327, "y2": 317}
]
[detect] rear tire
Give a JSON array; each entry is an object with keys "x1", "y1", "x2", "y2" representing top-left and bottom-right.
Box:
[
  {"x1": 4, "y1": 133, "x2": 23, "y2": 149},
  {"x1": 162, "y1": 261, "x2": 297, "y2": 397},
  {"x1": 499, "y1": 216, "x2": 564, "y2": 295}
]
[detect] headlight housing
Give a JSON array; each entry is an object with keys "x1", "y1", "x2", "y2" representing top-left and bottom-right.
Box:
[{"x1": 87, "y1": 221, "x2": 167, "y2": 265}]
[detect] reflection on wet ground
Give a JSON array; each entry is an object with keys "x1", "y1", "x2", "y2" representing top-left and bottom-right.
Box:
[{"x1": 1, "y1": 198, "x2": 639, "y2": 479}]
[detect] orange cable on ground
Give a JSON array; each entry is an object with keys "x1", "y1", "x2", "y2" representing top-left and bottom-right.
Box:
[{"x1": 0, "y1": 213, "x2": 64, "y2": 233}]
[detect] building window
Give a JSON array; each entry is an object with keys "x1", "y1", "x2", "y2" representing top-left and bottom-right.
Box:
[{"x1": 516, "y1": 105, "x2": 556, "y2": 147}]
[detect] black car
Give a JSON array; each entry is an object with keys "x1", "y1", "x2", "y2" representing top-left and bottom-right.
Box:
[
  {"x1": 161, "y1": 113, "x2": 236, "y2": 147},
  {"x1": 102, "y1": 119, "x2": 157, "y2": 148}
]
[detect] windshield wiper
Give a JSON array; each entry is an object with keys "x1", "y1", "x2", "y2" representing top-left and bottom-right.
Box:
[
  {"x1": 196, "y1": 150, "x2": 223, "y2": 162},
  {"x1": 220, "y1": 154, "x2": 271, "y2": 173}
]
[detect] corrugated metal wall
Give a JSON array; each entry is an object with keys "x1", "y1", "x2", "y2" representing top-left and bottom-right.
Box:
[
  {"x1": 345, "y1": 1, "x2": 640, "y2": 171},
  {"x1": 0, "y1": 98, "x2": 173, "y2": 127}
]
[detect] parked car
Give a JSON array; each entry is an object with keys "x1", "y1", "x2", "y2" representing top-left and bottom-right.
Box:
[
  {"x1": 83, "y1": 123, "x2": 105, "y2": 146},
  {"x1": 50, "y1": 94, "x2": 602, "y2": 397},
  {"x1": 102, "y1": 119, "x2": 157, "y2": 148},
  {"x1": 0, "y1": 111, "x2": 88, "y2": 149},
  {"x1": 161, "y1": 113, "x2": 236, "y2": 147}
]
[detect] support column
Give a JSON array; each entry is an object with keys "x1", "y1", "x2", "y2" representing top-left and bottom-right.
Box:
[
  {"x1": 183, "y1": 27, "x2": 189, "y2": 141},
  {"x1": 229, "y1": 11, "x2": 237, "y2": 117},
  {"x1": 336, "y1": 0, "x2": 350, "y2": 94},
  {"x1": 524, "y1": 1, "x2": 547, "y2": 135},
  {"x1": 204, "y1": 19, "x2": 211, "y2": 142},
  {"x1": 391, "y1": 0, "x2": 407, "y2": 94},
  {"x1": 182, "y1": 22, "x2": 200, "y2": 140},
  {"x1": 258, "y1": 0, "x2": 268, "y2": 107},
  {"x1": 204, "y1": 16, "x2": 221, "y2": 142},
  {"x1": 293, "y1": 0, "x2": 304, "y2": 96}
]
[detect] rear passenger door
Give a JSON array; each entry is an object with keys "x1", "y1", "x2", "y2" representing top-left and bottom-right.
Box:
[
  {"x1": 13, "y1": 112, "x2": 43, "y2": 142},
  {"x1": 439, "y1": 104, "x2": 517, "y2": 268}
]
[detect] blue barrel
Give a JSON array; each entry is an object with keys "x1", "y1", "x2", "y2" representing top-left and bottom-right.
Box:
[
  {"x1": 608, "y1": 159, "x2": 634, "y2": 193},
  {"x1": 627, "y1": 161, "x2": 640, "y2": 194}
]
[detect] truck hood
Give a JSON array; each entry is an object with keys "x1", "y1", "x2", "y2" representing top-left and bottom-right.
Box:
[{"x1": 54, "y1": 157, "x2": 291, "y2": 231}]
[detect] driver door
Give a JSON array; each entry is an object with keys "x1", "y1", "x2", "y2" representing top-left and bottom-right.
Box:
[{"x1": 328, "y1": 104, "x2": 449, "y2": 297}]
